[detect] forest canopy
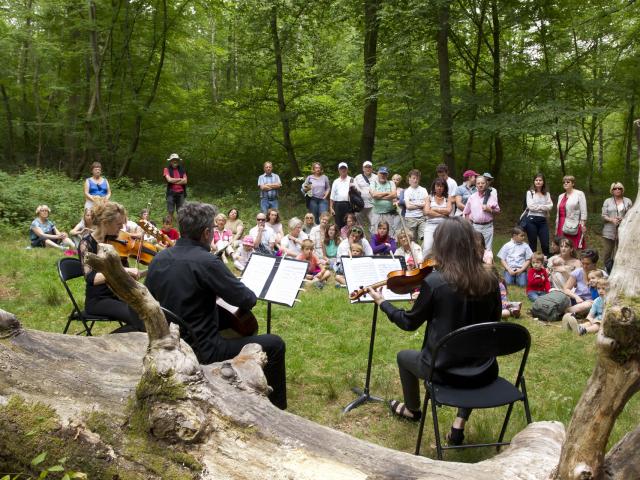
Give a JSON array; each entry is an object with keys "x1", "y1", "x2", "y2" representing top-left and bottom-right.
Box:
[{"x1": 0, "y1": 0, "x2": 638, "y2": 197}]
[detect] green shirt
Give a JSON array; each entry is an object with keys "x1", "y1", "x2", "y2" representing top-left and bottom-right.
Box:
[{"x1": 371, "y1": 179, "x2": 394, "y2": 214}]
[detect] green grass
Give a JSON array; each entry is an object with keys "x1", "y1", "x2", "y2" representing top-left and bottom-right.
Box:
[{"x1": 2, "y1": 227, "x2": 638, "y2": 464}]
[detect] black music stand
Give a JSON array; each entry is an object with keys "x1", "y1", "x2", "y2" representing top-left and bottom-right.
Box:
[
  {"x1": 343, "y1": 302, "x2": 384, "y2": 412},
  {"x1": 266, "y1": 301, "x2": 272, "y2": 334}
]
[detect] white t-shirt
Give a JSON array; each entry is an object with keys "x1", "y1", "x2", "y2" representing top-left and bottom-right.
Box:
[
  {"x1": 354, "y1": 173, "x2": 375, "y2": 208},
  {"x1": 330, "y1": 176, "x2": 352, "y2": 202},
  {"x1": 249, "y1": 225, "x2": 275, "y2": 250},
  {"x1": 446, "y1": 177, "x2": 458, "y2": 216},
  {"x1": 336, "y1": 238, "x2": 373, "y2": 263},
  {"x1": 280, "y1": 232, "x2": 309, "y2": 257},
  {"x1": 403, "y1": 186, "x2": 428, "y2": 218}
]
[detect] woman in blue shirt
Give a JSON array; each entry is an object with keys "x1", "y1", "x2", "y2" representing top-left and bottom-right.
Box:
[{"x1": 83, "y1": 162, "x2": 111, "y2": 209}]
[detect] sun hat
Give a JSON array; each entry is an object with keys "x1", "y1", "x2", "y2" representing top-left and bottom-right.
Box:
[{"x1": 242, "y1": 235, "x2": 255, "y2": 246}]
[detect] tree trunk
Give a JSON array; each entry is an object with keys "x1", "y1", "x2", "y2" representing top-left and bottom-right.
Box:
[
  {"x1": 17, "y1": 0, "x2": 33, "y2": 157},
  {"x1": 554, "y1": 119, "x2": 640, "y2": 479},
  {"x1": 490, "y1": 0, "x2": 503, "y2": 182},
  {"x1": 210, "y1": 16, "x2": 218, "y2": 104},
  {"x1": 0, "y1": 84, "x2": 15, "y2": 163},
  {"x1": 624, "y1": 102, "x2": 635, "y2": 178},
  {"x1": 270, "y1": 5, "x2": 300, "y2": 177},
  {"x1": 436, "y1": 0, "x2": 455, "y2": 175},
  {"x1": 359, "y1": 0, "x2": 379, "y2": 164}
]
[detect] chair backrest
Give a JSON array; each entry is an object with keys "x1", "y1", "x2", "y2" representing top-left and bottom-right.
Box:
[
  {"x1": 57, "y1": 258, "x2": 84, "y2": 314},
  {"x1": 431, "y1": 322, "x2": 531, "y2": 385}
]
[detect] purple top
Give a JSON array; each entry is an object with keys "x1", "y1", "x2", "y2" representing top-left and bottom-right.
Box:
[
  {"x1": 570, "y1": 268, "x2": 591, "y2": 301},
  {"x1": 306, "y1": 174, "x2": 330, "y2": 199},
  {"x1": 371, "y1": 234, "x2": 397, "y2": 255}
]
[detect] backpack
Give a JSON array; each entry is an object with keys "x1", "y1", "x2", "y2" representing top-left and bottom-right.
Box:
[{"x1": 530, "y1": 290, "x2": 571, "y2": 321}]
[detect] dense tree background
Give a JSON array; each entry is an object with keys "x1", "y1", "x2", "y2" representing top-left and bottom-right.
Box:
[{"x1": 0, "y1": 0, "x2": 638, "y2": 199}]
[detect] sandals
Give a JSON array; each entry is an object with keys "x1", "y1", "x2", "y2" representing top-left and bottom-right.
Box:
[
  {"x1": 446, "y1": 427, "x2": 465, "y2": 446},
  {"x1": 389, "y1": 399, "x2": 421, "y2": 422}
]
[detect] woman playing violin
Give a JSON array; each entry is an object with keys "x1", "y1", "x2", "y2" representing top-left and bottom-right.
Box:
[
  {"x1": 78, "y1": 200, "x2": 146, "y2": 333},
  {"x1": 366, "y1": 217, "x2": 500, "y2": 446}
]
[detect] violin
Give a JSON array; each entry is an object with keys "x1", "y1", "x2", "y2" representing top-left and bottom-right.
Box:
[
  {"x1": 349, "y1": 258, "x2": 437, "y2": 301},
  {"x1": 107, "y1": 231, "x2": 160, "y2": 266}
]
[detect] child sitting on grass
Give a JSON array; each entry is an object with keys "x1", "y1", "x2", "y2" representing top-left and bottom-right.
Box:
[
  {"x1": 297, "y1": 239, "x2": 331, "y2": 289},
  {"x1": 232, "y1": 235, "x2": 254, "y2": 272},
  {"x1": 526, "y1": 252, "x2": 550, "y2": 301},
  {"x1": 335, "y1": 243, "x2": 364, "y2": 287},
  {"x1": 500, "y1": 274, "x2": 522, "y2": 318},
  {"x1": 563, "y1": 278, "x2": 608, "y2": 336},
  {"x1": 587, "y1": 269, "x2": 605, "y2": 299},
  {"x1": 497, "y1": 226, "x2": 533, "y2": 287}
]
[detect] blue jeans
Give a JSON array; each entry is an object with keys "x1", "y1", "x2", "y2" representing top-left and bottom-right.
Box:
[
  {"x1": 527, "y1": 290, "x2": 547, "y2": 301},
  {"x1": 260, "y1": 197, "x2": 279, "y2": 214},
  {"x1": 524, "y1": 215, "x2": 550, "y2": 256},
  {"x1": 504, "y1": 270, "x2": 527, "y2": 287},
  {"x1": 308, "y1": 197, "x2": 328, "y2": 223}
]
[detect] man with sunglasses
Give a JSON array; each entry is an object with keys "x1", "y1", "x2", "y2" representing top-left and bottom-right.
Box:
[{"x1": 249, "y1": 213, "x2": 276, "y2": 255}]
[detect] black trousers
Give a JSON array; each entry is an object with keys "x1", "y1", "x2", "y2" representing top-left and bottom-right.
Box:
[
  {"x1": 333, "y1": 201, "x2": 352, "y2": 232},
  {"x1": 397, "y1": 349, "x2": 471, "y2": 419},
  {"x1": 86, "y1": 296, "x2": 146, "y2": 333},
  {"x1": 207, "y1": 334, "x2": 287, "y2": 410},
  {"x1": 524, "y1": 215, "x2": 550, "y2": 256}
]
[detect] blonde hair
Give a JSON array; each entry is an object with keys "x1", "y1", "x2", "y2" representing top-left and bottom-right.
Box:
[
  {"x1": 562, "y1": 175, "x2": 575, "y2": 184},
  {"x1": 91, "y1": 199, "x2": 126, "y2": 227},
  {"x1": 610, "y1": 182, "x2": 624, "y2": 194},
  {"x1": 587, "y1": 269, "x2": 605, "y2": 280},
  {"x1": 301, "y1": 239, "x2": 314, "y2": 250},
  {"x1": 35, "y1": 205, "x2": 50, "y2": 215},
  {"x1": 350, "y1": 243, "x2": 364, "y2": 255},
  {"x1": 597, "y1": 278, "x2": 609, "y2": 290},
  {"x1": 215, "y1": 213, "x2": 227, "y2": 222}
]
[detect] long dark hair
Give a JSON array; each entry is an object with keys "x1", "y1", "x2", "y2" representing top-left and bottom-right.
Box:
[
  {"x1": 430, "y1": 177, "x2": 449, "y2": 198},
  {"x1": 531, "y1": 173, "x2": 547, "y2": 194},
  {"x1": 431, "y1": 218, "x2": 498, "y2": 297}
]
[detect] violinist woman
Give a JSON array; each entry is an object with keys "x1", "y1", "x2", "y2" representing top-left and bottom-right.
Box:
[
  {"x1": 78, "y1": 200, "x2": 146, "y2": 333},
  {"x1": 366, "y1": 217, "x2": 501, "y2": 446}
]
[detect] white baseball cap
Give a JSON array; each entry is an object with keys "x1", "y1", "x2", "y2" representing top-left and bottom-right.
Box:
[{"x1": 338, "y1": 162, "x2": 348, "y2": 169}]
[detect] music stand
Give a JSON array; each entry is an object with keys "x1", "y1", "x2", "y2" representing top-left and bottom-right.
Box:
[{"x1": 340, "y1": 255, "x2": 411, "y2": 413}]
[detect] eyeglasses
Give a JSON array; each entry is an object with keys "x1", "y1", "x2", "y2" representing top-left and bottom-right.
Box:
[
  {"x1": 612, "y1": 187, "x2": 622, "y2": 191},
  {"x1": 256, "y1": 218, "x2": 266, "y2": 222},
  {"x1": 350, "y1": 227, "x2": 363, "y2": 234}
]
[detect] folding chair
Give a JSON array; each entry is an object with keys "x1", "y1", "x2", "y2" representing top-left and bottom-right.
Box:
[
  {"x1": 57, "y1": 257, "x2": 123, "y2": 335},
  {"x1": 415, "y1": 322, "x2": 532, "y2": 459}
]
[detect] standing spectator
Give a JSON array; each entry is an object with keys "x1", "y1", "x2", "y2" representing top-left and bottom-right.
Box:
[
  {"x1": 371, "y1": 221, "x2": 397, "y2": 255},
  {"x1": 436, "y1": 163, "x2": 458, "y2": 215},
  {"x1": 353, "y1": 161, "x2": 375, "y2": 236},
  {"x1": 462, "y1": 175, "x2": 500, "y2": 250},
  {"x1": 329, "y1": 162, "x2": 353, "y2": 232},
  {"x1": 258, "y1": 161, "x2": 282, "y2": 214},
  {"x1": 302, "y1": 162, "x2": 330, "y2": 223},
  {"x1": 556, "y1": 175, "x2": 587, "y2": 250},
  {"x1": 481, "y1": 172, "x2": 498, "y2": 200},
  {"x1": 30, "y1": 205, "x2": 76, "y2": 251},
  {"x1": 164, "y1": 153, "x2": 188, "y2": 221},
  {"x1": 370, "y1": 166, "x2": 397, "y2": 236},
  {"x1": 249, "y1": 212, "x2": 276, "y2": 254},
  {"x1": 84, "y1": 162, "x2": 111, "y2": 210},
  {"x1": 402, "y1": 169, "x2": 428, "y2": 244},
  {"x1": 523, "y1": 173, "x2": 553, "y2": 256},
  {"x1": 422, "y1": 178, "x2": 452, "y2": 256},
  {"x1": 455, "y1": 170, "x2": 478, "y2": 216},
  {"x1": 601, "y1": 182, "x2": 632, "y2": 270}
]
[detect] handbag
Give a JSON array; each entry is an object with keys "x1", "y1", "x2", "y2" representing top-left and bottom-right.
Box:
[
  {"x1": 562, "y1": 217, "x2": 580, "y2": 236},
  {"x1": 518, "y1": 209, "x2": 529, "y2": 228}
]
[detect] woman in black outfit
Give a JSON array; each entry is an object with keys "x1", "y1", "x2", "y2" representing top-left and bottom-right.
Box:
[
  {"x1": 78, "y1": 200, "x2": 146, "y2": 333},
  {"x1": 367, "y1": 217, "x2": 501, "y2": 445}
]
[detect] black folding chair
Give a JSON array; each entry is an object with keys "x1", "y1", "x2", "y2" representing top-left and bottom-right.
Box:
[
  {"x1": 415, "y1": 322, "x2": 532, "y2": 459},
  {"x1": 57, "y1": 258, "x2": 123, "y2": 335}
]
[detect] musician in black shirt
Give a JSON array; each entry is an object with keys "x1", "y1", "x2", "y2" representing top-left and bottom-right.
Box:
[
  {"x1": 145, "y1": 202, "x2": 287, "y2": 410},
  {"x1": 367, "y1": 217, "x2": 501, "y2": 445}
]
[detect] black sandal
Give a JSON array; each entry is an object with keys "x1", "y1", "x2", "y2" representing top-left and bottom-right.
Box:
[
  {"x1": 389, "y1": 399, "x2": 421, "y2": 422},
  {"x1": 446, "y1": 427, "x2": 465, "y2": 446}
]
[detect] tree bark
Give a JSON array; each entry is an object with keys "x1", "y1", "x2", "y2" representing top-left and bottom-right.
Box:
[
  {"x1": 553, "y1": 119, "x2": 640, "y2": 479},
  {"x1": 436, "y1": 0, "x2": 455, "y2": 174},
  {"x1": 490, "y1": 0, "x2": 503, "y2": 182},
  {"x1": 0, "y1": 84, "x2": 15, "y2": 163},
  {"x1": 270, "y1": 5, "x2": 300, "y2": 177},
  {"x1": 359, "y1": 0, "x2": 379, "y2": 164}
]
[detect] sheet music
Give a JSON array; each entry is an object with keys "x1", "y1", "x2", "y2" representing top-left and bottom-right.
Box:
[
  {"x1": 264, "y1": 258, "x2": 309, "y2": 306},
  {"x1": 241, "y1": 254, "x2": 276, "y2": 297},
  {"x1": 342, "y1": 256, "x2": 411, "y2": 303}
]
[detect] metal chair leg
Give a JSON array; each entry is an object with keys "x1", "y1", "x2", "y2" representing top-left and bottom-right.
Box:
[
  {"x1": 431, "y1": 392, "x2": 443, "y2": 460},
  {"x1": 415, "y1": 390, "x2": 430, "y2": 455}
]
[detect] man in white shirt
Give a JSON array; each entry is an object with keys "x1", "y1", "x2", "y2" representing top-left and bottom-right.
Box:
[
  {"x1": 436, "y1": 163, "x2": 458, "y2": 216},
  {"x1": 329, "y1": 162, "x2": 353, "y2": 231},
  {"x1": 353, "y1": 161, "x2": 375, "y2": 237},
  {"x1": 402, "y1": 169, "x2": 428, "y2": 243},
  {"x1": 248, "y1": 212, "x2": 276, "y2": 254}
]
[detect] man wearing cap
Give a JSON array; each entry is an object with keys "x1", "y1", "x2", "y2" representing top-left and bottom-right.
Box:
[
  {"x1": 370, "y1": 166, "x2": 397, "y2": 237},
  {"x1": 462, "y1": 174, "x2": 500, "y2": 249},
  {"x1": 258, "y1": 162, "x2": 282, "y2": 214},
  {"x1": 482, "y1": 172, "x2": 499, "y2": 201},
  {"x1": 354, "y1": 161, "x2": 375, "y2": 236},
  {"x1": 164, "y1": 153, "x2": 188, "y2": 220},
  {"x1": 436, "y1": 163, "x2": 459, "y2": 216},
  {"x1": 455, "y1": 170, "x2": 478, "y2": 216},
  {"x1": 330, "y1": 162, "x2": 353, "y2": 232}
]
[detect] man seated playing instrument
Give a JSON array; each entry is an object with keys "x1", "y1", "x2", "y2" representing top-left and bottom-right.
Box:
[{"x1": 145, "y1": 202, "x2": 287, "y2": 410}]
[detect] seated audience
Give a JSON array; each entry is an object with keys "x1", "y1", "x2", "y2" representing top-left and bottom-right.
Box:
[
  {"x1": 336, "y1": 226, "x2": 373, "y2": 264},
  {"x1": 70, "y1": 208, "x2": 95, "y2": 247},
  {"x1": 309, "y1": 212, "x2": 331, "y2": 258},
  {"x1": 226, "y1": 208, "x2": 244, "y2": 247},
  {"x1": 30, "y1": 205, "x2": 76, "y2": 251},
  {"x1": 233, "y1": 235, "x2": 255, "y2": 272},
  {"x1": 302, "y1": 213, "x2": 317, "y2": 235},
  {"x1": 280, "y1": 217, "x2": 308, "y2": 258},
  {"x1": 526, "y1": 252, "x2": 550, "y2": 301},
  {"x1": 548, "y1": 237, "x2": 582, "y2": 289},
  {"x1": 211, "y1": 213, "x2": 233, "y2": 256},
  {"x1": 340, "y1": 213, "x2": 358, "y2": 240},
  {"x1": 249, "y1": 212, "x2": 276, "y2": 255},
  {"x1": 335, "y1": 243, "x2": 364, "y2": 287},
  {"x1": 395, "y1": 230, "x2": 423, "y2": 268},
  {"x1": 267, "y1": 208, "x2": 284, "y2": 244},
  {"x1": 370, "y1": 220, "x2": 396, "y2": 255},
  {"x1": 563, "y1": 279, "x2": 608, "y2": 336},
  {"x1": 497, "y1": 226, "x2": 532, "y2": 287},
  {"x1": 322, "y1": 223, "x2": 340, "y2": 270},
  {"x1": 563, "y1": 249, "x2": 602, "y2": 316},
  {"x1": 500, "y1": 275, "x2": 522, "y2": 319},
  {"x1": 297, "y1": 239, "x2": 330, "y2": 288}
]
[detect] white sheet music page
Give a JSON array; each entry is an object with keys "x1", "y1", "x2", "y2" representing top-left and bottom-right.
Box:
[
  {"x1": 343, "y1": 256, "x2": 411, "y2": 303},
  {"x1": 264, "y1": 258, "x2": 308, "y2": 306},
  {"x1": 241, "y1": 254, "x2": 276, "y2": 297}
]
